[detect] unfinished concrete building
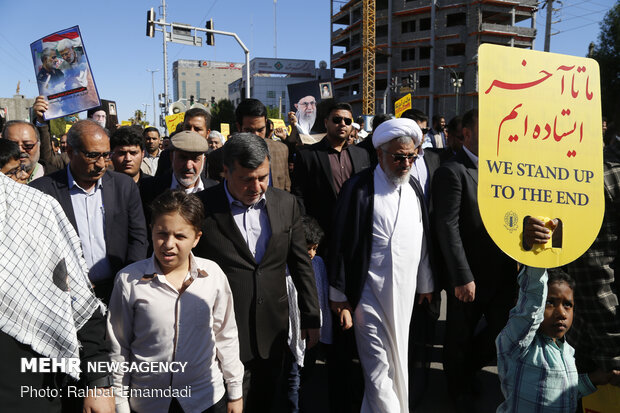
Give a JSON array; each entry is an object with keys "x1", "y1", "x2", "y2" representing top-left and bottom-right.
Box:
[{"x1": 330, "y1": 0, "x2": 538, "y2": 119}]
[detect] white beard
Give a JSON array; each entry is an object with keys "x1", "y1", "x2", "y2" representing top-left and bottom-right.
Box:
[{"x1": 296, "y1": 110, "x2": 316, "y2": 135}]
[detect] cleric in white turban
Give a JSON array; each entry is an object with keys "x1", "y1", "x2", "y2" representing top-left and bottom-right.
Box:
[
  {"x1": 372, "y1": 117, "x2": 423, "y2": 149},
  {"x1": 329, "y1": 114, "x2": 435, "y2": 412}
]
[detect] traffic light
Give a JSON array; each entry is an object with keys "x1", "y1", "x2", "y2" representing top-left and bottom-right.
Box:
[
  {"x1": 190, "y1": 95, "x2": 195, "y2": 105},
  {"x1": 205, "y1": 19, "x2": 215, "y2": 46},
  {"x1": 146, "y1": 8, "x2": 155, "y2": 38},
  {"x1": 390, "y1": 76, "x2": 397, "y2": 88},
  {"x1": 407, "y1": 74, "x2": 414, "y2": 87},
  {"x1": 211, "y1": 96, "x2": 216, "y2": 106}
]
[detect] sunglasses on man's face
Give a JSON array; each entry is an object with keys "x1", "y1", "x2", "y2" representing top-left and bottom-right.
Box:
[
  {"x1": 385, "y1": 151, "x2": 418, "y2": 163},
  {"x1": 20, "y1": 142, "x2": 38, "y2": 152},
  {"x1": 331, "y1": 116, "x2": 353, "y2": 126}
]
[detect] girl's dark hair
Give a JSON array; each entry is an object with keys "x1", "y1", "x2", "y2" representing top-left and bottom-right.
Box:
[
  {"x1": 149, "y1": 189, "x2": 204, "y2": 233},
  {"x1": 0, "y1": 139, "x2": 21, "y2": 169},
  {"x1": 547, "y1": 267, "x2": 575, "y2": 291},
  {"x1": 301, "y1": 215, "x2": 324, "y2": 246}
]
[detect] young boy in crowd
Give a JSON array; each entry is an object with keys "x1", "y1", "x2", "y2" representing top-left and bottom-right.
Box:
[
  {"x1": 285, "y1": 215, "x2": 332, "y2": 412},
  {"x1": 496, "y1": 218, "x2": 619, "y2": 412},
  {"x1": 0, "y1": 139, "x2": 24, "y2": 181}
]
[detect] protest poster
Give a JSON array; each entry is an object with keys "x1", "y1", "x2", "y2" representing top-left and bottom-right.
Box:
[
  {"x1": 30, "y1": 26, "x2": 100, "y2": 120},
  {"x1": 394, "y1": 94, "x2": 411, "y2": 118},
  {"x1": 478, "y1": 44, "x2": 604, "y2": 268},
  {"x1": 165, "y1": 112, "x2": 185, "y2": 135},
  {"x1": 288, "y1": 80, "x2": 321, "y2": 135},
  {"x1": 270, "y1": 118, "x2": 286, "y2": 130},
  {"x1": 121, "y1": 121, "x2": 132, "y2": 126},
  {"x1": 220, "y1": 123, "x2": 230, "y2": 138}
]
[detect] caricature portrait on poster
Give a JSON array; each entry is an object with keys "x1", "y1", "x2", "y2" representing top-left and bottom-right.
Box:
[{"x1": 30, "y1": 26, "x2": 100, "y2": 120}]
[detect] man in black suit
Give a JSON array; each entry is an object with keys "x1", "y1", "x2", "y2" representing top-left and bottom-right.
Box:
[
  {"x1": 194, "y1": 133, "x2": 320, "y2": 412},
  {"x1": 292, "y1": 102, "x2": 370, "y2": 240},
  {"x1": 432, "y1": 110, "x2": 517, "y2": 411},
  {"x1": 30, "y1": 119, "x2": 148, "y2": 303}
]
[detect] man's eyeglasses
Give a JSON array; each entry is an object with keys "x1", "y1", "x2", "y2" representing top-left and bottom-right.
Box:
[
  {"x1": 20, "y1": 142, "x2": 38, "y2": 152},
  {"x1": 80, "y1": 149, "x2": 111, "y2": 162},
  {"x1": 385, "y1": 151, "x2": 418, "y2": 163},
  {"x1": 299, "y1": 101, "x2": 316, "y2": 107},
  {"x1": 331, "y1": 116, "x2": 353, "y2": 126}
]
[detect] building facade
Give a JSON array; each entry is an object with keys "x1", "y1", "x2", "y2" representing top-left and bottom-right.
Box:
[
  {"x1": 229, "y1": 58, "x2": 332, "y2": 112},
  {"x1": 172, "y1": 59, "x2": 243, "y2": 107},
  {"x1": 0, "y1": 95, "x2": 36, "y2": 127},
  {"x1": 330, "y1": 0, "x2": 537, "y2": 119}
]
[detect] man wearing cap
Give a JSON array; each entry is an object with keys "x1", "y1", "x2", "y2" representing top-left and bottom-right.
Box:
[
  {"x1": 30, "y1": 119, "x2": 148, "y2": 304},
  {"x1": 329, "y1": 118, "x2": 436, "y2": 413},
  {"x1": 140, "y1": 130, "x2": 218, "y2": 224}
]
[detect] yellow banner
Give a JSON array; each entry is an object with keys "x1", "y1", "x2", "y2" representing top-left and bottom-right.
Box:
[
  {"x1": 270, "y1": 118, "x2": 286, "y2": 130},
  {"x1": 478, "y1": 44, "x2": 604, "y2": 267},
  {"x1": 582, "y1": 385, "x2": 620, "y2": 413},
  {"x1": 394, "y1": 94, "x2": 412, "y2": 118},
  {"x1": 121, "y1": 121, "x2": 132, "y2": 126},
  {"x1": 220, "y1": 123, "x2": 230, "y2": 138},
  {"x1": 165, "y1": 113, "x2": 185, "y2": 135},
  {"x1": 65, "y1": 124, "x2": 72, "y2": 133}
]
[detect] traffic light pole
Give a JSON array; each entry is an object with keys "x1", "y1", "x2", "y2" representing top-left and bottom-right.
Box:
[{"x1": 148, "y1": 4, "x2": 251, "y2": 114}]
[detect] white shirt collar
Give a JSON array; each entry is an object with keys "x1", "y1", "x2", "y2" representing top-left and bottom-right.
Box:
[{"x1": 170, "y1": 173, "x2": 204, "y2": 194}]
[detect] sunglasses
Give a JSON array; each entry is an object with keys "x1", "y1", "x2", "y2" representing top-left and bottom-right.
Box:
[
  {"x1": 331, "y1": 116, "x2": 353, "y2": 126},
  {"x1": 385, "y1": 151, "x2": 418, "y2": 163},
  {"x1": 80, "y1": 149, "x2": 111, "y2": 162},
  {"x1": 20, "y1": 142, "x2": 38, "y2": 152}
]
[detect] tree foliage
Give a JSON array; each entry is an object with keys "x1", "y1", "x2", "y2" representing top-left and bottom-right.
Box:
[
  {"x1": 590, "y1": 1, "x2": 620, "y2": 124},
  {"x1": 128, "y1": 110, "x2": 149, "y2": 128},
  {"x1": 210, "y1": 99, "x2": 236, "y2": 132}
]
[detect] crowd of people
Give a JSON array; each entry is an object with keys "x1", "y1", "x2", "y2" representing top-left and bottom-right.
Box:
[{"x1": 0, "y1": 93, "x2": 619, "y2": 413}]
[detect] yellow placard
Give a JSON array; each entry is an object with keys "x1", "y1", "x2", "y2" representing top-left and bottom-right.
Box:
[
  {"x1": 121, "y1": 121, "x2": 132, "y2": 126},
  {"x1": 270, "y1": 118, "x2": 286, "y2": 130},
  {"x1": 394, "y1": 94, "x2": 412, "y2": 118},
  {"x1": 165, "y1": 113, "x2": 185, "y2": 135},
  {"x1": 65, "y1": 124, "x2": 72, "y2": 133},
  {"x1": 478, "y1": 44, "x2": 604, "y2": 267},
  {"x1": 220, "y1": 123, "x2": 230, "y2": 138},
  {"x1": 582, "y1": 385, "x2": 620, "y2": 413}
]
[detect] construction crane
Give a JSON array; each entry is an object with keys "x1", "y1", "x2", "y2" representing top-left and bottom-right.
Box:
[{"x1": 362, "y1": 0, "x2": 375, "y2": 115}]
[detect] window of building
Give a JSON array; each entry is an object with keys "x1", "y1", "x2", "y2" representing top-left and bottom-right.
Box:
[
  {"x1": 267, "y1": 91, "x2": 276, "y2": 98},
  {"x1": 419, "y1": 17, "x2": 431, "y2": 31},
  {"x1": 196, "y1": 81, "x2": 200, "y2": 100},
  {"x1": 282, "y1": 91, "x2": 287, "y2": 98},
  {"x1": 419, "y1": 74, "x2": 430, "y2": 88},
  {"x1": 377, "y1": 24, "x2": 388, "y2": 37},
  {"x1": 401, "y1": 20, "x2": 416, "y2": 33},
  {"x1": 377, "y1": 53, "x2": 388, "y2": 64},
  {"x1": 181, "y1": 72, "x2": 186, "y2": 76},
  {"x1": 377, "y1": 0, "x2": 388, "y2": 10},
  {"x1": 351, "y1": 33, "x2": 360, "y2": 46},
  {"x1": 181, "y1": 81, "x2": 186, "y2": 99},
  {"x1": 401, "y1": 48, "x2": 415, "y2": 62},
  {"x1": 352, "y1": 59, "x2": 361, "y2": 70},
  {"x1": 419, "y1": 46, "x2": 431, "y2": 60},
  {"x1": 446, "y1": 12, "x2": 466, "y2": 27},
  {"x1": 196, "y1": 73, "x2": 200, "y2": 76},
  {"x1": 446, "y1": 43, "x2": 466, "y2": 56}
]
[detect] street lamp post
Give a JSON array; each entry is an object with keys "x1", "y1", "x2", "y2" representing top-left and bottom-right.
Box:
[
  {"x1": 438, "y1": 66, "x2": 463, "y2": 116},
  {"x1": 146, "y1": 68, "x2": 159, "y2": 127}
]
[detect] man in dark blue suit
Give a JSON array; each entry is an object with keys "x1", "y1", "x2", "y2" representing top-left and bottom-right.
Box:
[{"x1": 30, "y1": 119, "x2": 148, "y2": 304}]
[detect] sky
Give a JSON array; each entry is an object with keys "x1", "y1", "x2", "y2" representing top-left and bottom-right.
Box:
[{"x1": 0, "y1": 0, "x2": 615, "y2": 123}]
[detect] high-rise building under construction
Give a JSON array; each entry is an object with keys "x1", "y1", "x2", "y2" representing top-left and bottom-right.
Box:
[{"x1": 330, "y1": 0, "x2": 538, "y2": 119}]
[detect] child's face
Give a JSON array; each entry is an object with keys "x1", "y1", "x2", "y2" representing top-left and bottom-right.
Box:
[
  {"x1": 152, "y1": 212, "x2": 202, "y2": 273},
  {"x1": 1, "y1": 158, "x2": 21, "y2": 181},
  {"x1": 307, "y1": 243, "x2": 319, "y2": 260},
  {"x1": 539, "y1": 281, "x2": 574, "y2": 341}
]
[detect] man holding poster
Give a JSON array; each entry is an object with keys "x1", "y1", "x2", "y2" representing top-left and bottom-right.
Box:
[{"x1": 432, "y1": 109, "x2": 517, "y2": 410}]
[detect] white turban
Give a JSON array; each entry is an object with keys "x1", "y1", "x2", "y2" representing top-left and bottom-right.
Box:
[{"x1": 372, "y1": 118, "x2": 423, "y2": 149}]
